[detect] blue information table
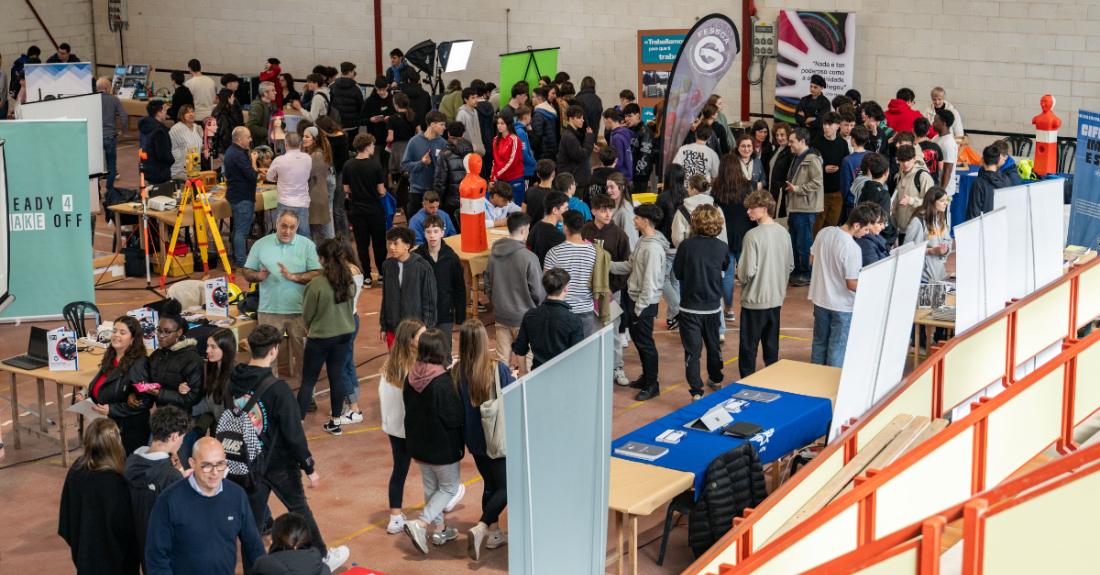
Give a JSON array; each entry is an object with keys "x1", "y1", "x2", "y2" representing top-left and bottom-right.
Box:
[{"x1": 612, "y1": 379, "x2": 833, "y2": 495}]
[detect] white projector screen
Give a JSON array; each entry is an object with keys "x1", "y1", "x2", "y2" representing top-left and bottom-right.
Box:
[{"x1": 19, "y1": 93, "x2": 103, "y2": 179}]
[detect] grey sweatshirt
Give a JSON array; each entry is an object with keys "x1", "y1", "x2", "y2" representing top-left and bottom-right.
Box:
[
  {"x1": 485, "y1": 237, "x2": 546, "y2": 326},
  {"x1": 904, "y1": 216, "x2": 950, "y2": 282},
  {"x1": 101, "y1": 92, "x2": 129, "y2": 138},
  {"x1": 609, "y1": 232, "x2": 669, "y2": 313},
  {"x1": 738, "y1": 223, "x2": 795, "y2": 310}
]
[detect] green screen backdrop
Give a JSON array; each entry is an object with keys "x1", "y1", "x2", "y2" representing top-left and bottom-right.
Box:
[
  {"x1": 500, "y1": 48, "x2": 558, "y2": 105},
  {"x1": 0, "y1": 120, "x2": 94, "y2": 319}
]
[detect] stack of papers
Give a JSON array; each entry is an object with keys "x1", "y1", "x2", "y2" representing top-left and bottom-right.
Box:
[
  {"x1": 927, "y1": 306, "x2": 956, "y2": 322},
  {"x1": 734, "y1": 390, "x2": 781, "y2": 403},
  {"x1": 614, "y1": 441, "x2": 669, "y2": 461},
  {"x1": 1066, "y1": 245, "x2": 1092, "y2": 256},
  {"x1": 656, "y1": 429, "x2": 687, "y2": 444},
  {"x1": 719, "y1": 398, "x2": 749, "y2": 413}
]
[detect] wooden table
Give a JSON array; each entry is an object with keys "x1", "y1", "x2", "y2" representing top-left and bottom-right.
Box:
[
  {"x1": 443, "y1": 227, "x2": 510, "y2": 319},
  {"x1": 108, "y1": 187, "x2": 274, "y2": 272},
  {"x1": 605, "y1": 360, "x2": 841, "y2": 574},
  {"x1": 1, "y1": 349, "x2": 105, "y2": 467},
  {"x1": 913, "y1": 293, "x2": 956, "y2": 370},
  {"x1": 606, "y1": 458, "x2": 696, "y2": 575}
]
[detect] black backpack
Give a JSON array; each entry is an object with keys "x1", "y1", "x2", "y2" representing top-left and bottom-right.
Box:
[
  {"x1": 216, "y1": 374, "x2": 278, "y2": 493},
  {"x1": 315, "y1": 92, "x2": 342, "y2": 126}
]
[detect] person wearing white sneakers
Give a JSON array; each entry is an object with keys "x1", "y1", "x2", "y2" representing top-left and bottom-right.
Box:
[
  {"x1": 379, "y1": 318, "x2": 424, "y2": 535},
  {"x1": 452, "y1": 319, "x2": 516, "y2": 560},
  {"x1": 402, "y1": 329, "x2": 467, "y2": 553}
]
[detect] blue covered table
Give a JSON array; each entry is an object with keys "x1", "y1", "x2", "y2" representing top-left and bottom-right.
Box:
[{"x1": 611, "y1": 360, "x2": 838, "y2": 495}]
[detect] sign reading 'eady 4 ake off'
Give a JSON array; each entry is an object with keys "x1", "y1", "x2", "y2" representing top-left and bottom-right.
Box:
[{"x1": 9, "y1": 194, "x2": 82, "y2": 231}]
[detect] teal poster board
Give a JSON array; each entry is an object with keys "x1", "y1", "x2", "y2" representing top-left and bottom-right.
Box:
[
  {"x1": 500, "y1": 48, "x2": 558, "y2": 106},
  {"x1": 641, "y1": 34, "x2": 685, "y2": 63},
  {"x1": 0, "y1": 120, "x2": 93, "y2": 319}
]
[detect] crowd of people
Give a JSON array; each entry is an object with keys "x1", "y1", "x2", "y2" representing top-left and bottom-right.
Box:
[{"x1": 22, "y1": 45, "x2": 1011, "y2": 572}]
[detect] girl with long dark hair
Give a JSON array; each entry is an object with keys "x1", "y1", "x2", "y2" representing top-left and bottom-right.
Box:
[
  {"x1": 492, "y1": 111, "x2": 525, "y2": 204},
  {"x1": 211, "y1": 88, "x2": 238, "y2": 156},
  {"x1": 713, "y1": 152, "x2": 758, "y2": 326},
  {"x1": 251, "y1": 513, "x2": 331, "y2": 575},
  {"x1": 298, "y1": 237, "x2": 357, "y2": 435},
  {"x1": 190, "y1": 327, "x2": 236, "y2": 436},
  {"x1": 767, "y1": 122, "x2": 795, "y2": 219},
  {"x1": 906, "y1": 187, "x2": 951, "y2": 282},
  {"x1": 386, "y1": 92, "x2": 419, "y2": 177},
  {"x1": 452, "y1": 319, "x2": 516, "y2": 561},
  {"x1": 79, "y1": 316, "x2": 151, "y2": 455}
]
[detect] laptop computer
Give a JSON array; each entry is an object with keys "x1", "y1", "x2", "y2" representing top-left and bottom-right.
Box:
[
  {"x1": 3, "y1": 326, "x2": 50, "y2": 370},
  {"x1": 147, "y1": 182, "x2": 176, "y2": 198}
]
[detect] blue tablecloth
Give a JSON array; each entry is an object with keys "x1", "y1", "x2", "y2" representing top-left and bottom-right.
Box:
[{"x1": 612, "y1": 383, "x2": 833, "y2": 495}]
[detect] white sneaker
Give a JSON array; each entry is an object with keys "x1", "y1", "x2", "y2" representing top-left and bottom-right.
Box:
[
  {"x1": 486, "y1": 529, "x2": 509, "y2": 549},
  {"x1": 718, "y1": 333, "x2": 726, "y2": 343},
  {"x1": 338, "y1": 410, "x2": 363, "y2": 425},
  {"x1": 387, "y1": 513, "x2": 407, "y2": 534},
  {"x1": 613, "y1": 367, "x2": 629, "y2": 386},
  {"x1": 323, "y1": 545, "x2": 350, "y2": 571},
  {"x1": 443, "y1": 482, "x2": 465, "y2": 513}
]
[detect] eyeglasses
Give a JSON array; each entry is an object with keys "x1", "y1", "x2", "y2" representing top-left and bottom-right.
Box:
[
  {"x1": 156, "y1": 328, "x2": 180, "y2": 336},
  {"x1": 198, "y1": 460, "x2": 229, "y2": 473}
]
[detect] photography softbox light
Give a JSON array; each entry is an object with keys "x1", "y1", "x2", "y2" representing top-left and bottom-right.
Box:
[
  {"x1": 405, "y1": 40, "x2": 436, "y2": 78},
  {"x1": 439, "y1": 40, "x2": 473, "y2": 73}
]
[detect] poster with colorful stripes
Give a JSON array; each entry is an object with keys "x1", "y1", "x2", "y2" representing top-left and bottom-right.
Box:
[{"x1": 774, "y1": 11, "x2": 855, "y2": 126}]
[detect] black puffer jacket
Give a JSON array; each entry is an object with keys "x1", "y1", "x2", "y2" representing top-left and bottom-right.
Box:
[
  {"x1": 251, "y1": 548, "x2": 331, "y2": 575},
  {"x1": 574, "y1": 88, "x2": 603, "y2": 133},
  {"x1": 414, "y1": 242, "x2": 467, "y2": 325},
  {"x1": 688, "y1": 442, "x2": 768, "y2": 558},
  {"x1": 558, "y1": 125, "x2": 596, "y2": 191},
  {"x1": 434, "y1": 138, "x2": 473, "y2": 214},
  {"x1": 328, "y1": 77, "x2": 365, "y2": 131},
  {"x1": 767, "y1": 145, "x2": 795, "y2": 218},
  {"x1": 148, "y1": 337, "x2": 204, "y2": 411},
  {"x1": 89, "y1": 356, "x2": 153, "y2": 419}
]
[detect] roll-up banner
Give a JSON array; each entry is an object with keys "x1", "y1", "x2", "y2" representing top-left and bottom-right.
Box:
[{"x1": 660, "y1": 14, "x2": 740, "y2": 171}]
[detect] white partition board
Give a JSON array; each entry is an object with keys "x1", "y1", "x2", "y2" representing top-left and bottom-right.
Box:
[
  {"x1": 1074, "y1": 342, "x2": 1100, "y2": 426},
  {"x1": 983, "y1": 465, "x2": 1100, "y2": 574},
  {"x1": 875, "y1": 426, "x2": 974, "y2": 538},
  {"x1": 852, "y1": 545, "x2": 919, "y2": 575},
  {"x1": 994, "y1": 180, "x2": 1064, "y2": 300},
  {"x1": 985, "y1": 366, "x2": 1064, "y2": 486},
  {"x1": 1075, "y1": 264, "x2": 1100, "y2": 329},
  {"x1": 20, "y1": 93, "x2": 103, "y2": 179},
  {"x1": 752, "y1": 506, "x2": 859, "y2": 575},
  {"x1": 754, "y1": 448, "x2": 846, "y2": 549},
  {"x1": 954, "y1": 208, "x2": 1008, "y2": 334},
  {"x1": 503, "y1": 326, "x2": 613, "y2": 575},
  {"x1": 830, "y1": 242, "x2": 926, "y2": 442}
]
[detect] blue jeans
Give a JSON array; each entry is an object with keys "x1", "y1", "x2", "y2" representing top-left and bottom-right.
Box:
[
  {"x1": 719, "y1": 251, "x2": 740, "y2": 336},
  {"x1": 508, "y1": 177, "x2": 526, "y2": 207},
  {"x1": 230, "y1": 200, "x2": 255, "y2": 268},
  {"x1": 342, "y1": 315, "x2": 360, "y2": 404},
  {"x1": 276, "y1": 203, "x2": 311, "y2": 240},
  {"x1": 789, "y1": 212, "x2": 816, "y2": 278},
  {"x1": 103, "y1": 136, "x2": 118, "y2": 190},
  {"x1": 811, "y1": 304, "x2": 852, "y2": 367}
]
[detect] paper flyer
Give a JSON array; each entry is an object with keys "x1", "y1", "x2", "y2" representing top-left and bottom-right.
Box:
[
  {"x1": 127, "y1": 308, "x2": 159, "y2": 350},
  {"x1": 47, "y1": 327, "x2": 78, "y2": 371},
  {"x1": 205, "y1": 277, "x2": 230, "y2": 317}
]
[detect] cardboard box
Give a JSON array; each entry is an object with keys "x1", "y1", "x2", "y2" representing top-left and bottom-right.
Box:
[
  {"x1": 154, "y1": 255, "x2": 195, "y2": 277},
  {"x1": 93, "y1": 264, "x2": 125, "y2": 285}
]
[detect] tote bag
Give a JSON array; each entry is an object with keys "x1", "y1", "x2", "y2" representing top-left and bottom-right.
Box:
[{"x1": 479, "y1": 366, "x2": 507, "y2": 459}]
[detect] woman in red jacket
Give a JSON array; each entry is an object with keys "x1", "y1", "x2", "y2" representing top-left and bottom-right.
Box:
[
  {"x1": 260, "y1": 58, "x2": 283, "y2": 109},
  {"x1": 492, "y1": 112, "x2": 525, "y2": 206}
]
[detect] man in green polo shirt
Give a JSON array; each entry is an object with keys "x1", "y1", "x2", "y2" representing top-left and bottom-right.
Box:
[{"x1": 241, "y1": 209, "x2": 322, "y2": 382}]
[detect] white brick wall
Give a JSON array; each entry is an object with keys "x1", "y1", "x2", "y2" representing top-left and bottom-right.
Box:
[
  {"x1": 2, "y1": 0, "x2": 95, "y2": 72},
  {"x1": 68, "y1": 0, "x2": 1100, "y2": 139}
]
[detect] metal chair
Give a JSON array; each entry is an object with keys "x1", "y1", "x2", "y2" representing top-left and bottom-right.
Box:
[
  {"x1": 1003, "y1": 135, "x2": 1033, "y2": 157},
  {"x1": 62, "y1": 301, "x2": 102, "y2": 339},
  {"x1": 1058, "y1": 139, "x2": 1076, "y2": 174},
  {"x1": 656, "y1": 490, "x2": 695, "y2": 566}
]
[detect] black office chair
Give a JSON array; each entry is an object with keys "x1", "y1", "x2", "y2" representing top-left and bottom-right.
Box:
[
  {"x1": 1003, "y1": 135, "x2": 1033, "y2": 157},
  {"x1": 1058, "y1": 140, "x2": 1076, "y2": 174},
  {"x1": 656, "y1": 489, "x2": 696, "y2": 566},
  {"x1": 62, "y1": 301, "x2": 102, "y2": 339}
]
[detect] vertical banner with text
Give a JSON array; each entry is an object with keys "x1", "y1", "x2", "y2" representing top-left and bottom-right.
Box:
[
  {"x1": 660, "y1": 14, "x2": 740, "y2": 172},
  {"x1": 0, "y1": 120, "x2": 93, "y2": 320},
  {"x1": 774, "y1": 11, "x2": 855, "y2": 126},
  {"x1": 1067, "y1": 109, "x2": 1100, "y2": 250}
]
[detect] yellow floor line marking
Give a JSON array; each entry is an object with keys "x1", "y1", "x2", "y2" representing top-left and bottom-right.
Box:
[
  {"x1": 329, "y1": 475, "x2": 485, "y2": 547},
  {"x1": 307, "y1": 426, "x2": 381, "y2": 441},
  {"x1": 614, "y1": 382, "x2": 685, "y2": 415},
  {"x1": 779, "y1": 335, "x2": 811, "y2": 341},
  {"x1": 723, "y1": 355, "x2": 740, "y2": 365}
]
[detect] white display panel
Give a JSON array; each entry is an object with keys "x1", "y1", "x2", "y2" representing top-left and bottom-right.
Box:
[
  {"x1": 23, "y1": 62, "x2": 93, "y2": 101},
  {"x1": 994, "y1": 180, "x2": 1064, "y2": 300},
  {"x1": 985, "y1": 366, "x2": 1064, "y2": 486},
  {"x1": 831, "y1": 242, "x2": 926, "y2": 442},
  {"x1": 19, "y1": 93, "x2": 103, "y2": 178},
  {"x1": 955, "y1": 208, "x2": 1008, "y2": 334},
  {"x1": 752, "y1": 506, "x2": 859, "y2": 575}
]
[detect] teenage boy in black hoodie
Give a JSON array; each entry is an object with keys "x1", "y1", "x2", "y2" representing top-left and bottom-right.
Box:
[
  {"x1": 362, "y1": 76, "x2": 394, "y2": 169},
  {"x1": 853, "y1": 153, "x2": 898, "y2": 247},
  {"x1": 672, "y1": 204, "x2": 729, "y2": 401},
  {"x1": 233, "y1": 325, "x2": 350, "y2": 574},
  {"x1": 379, "y1": 226, "x2": 438, "y2": 348},
  {"x1": 414, "y1": 215, "x2": 467, "y2": 355},
  {"x1": 966, "y1": 145, "x2": 1012, "y2": 220},
  {"x1": 811, "y1": 111, "x2": 849, "y2": 237},
  {"x1": 125, "y1": 405, "x2": 192, "y2": 571},
  {"x1": 796, "y1": 74, "x2": 832, "y2": 142},
  {"x1": 512, "y1": 268, "x2": 584, "y2": 370}
]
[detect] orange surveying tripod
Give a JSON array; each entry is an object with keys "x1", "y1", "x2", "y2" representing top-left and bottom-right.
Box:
[{"x1": 159, "y1": 147, "x2": 234, "y2": 289}]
